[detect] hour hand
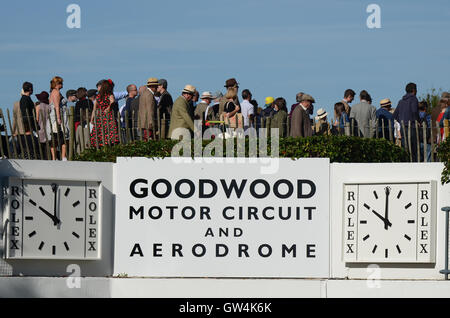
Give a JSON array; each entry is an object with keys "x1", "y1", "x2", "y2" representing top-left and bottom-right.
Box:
[
  {"x1": 39, "y1": 206, "x2": 60, "y2": 225},
  {"x1": 371, "y1": 209, "x2": 392, "y2": 228}
]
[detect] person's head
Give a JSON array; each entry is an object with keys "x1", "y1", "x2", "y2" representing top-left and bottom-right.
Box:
[
  {"x1": 157, "y1": 79, "x2": 168, "y2": 94},
  {"x1": 76, "y1": 87, "x2": 87, "y2": 100},
  {"x1": 334, "y1": 102, "x2": 345, "y2": 117},
  {"x1": 87, "y1": 89, "x2": 97, "y2": 101},
  {"x1": 96, "y1": 79, "x2": 106, "y2": 91},
  {"x1": 192, "y1": 90, "x2": 199, "y2": 102},
  {"x1": 200, "y1": 91, "x2": 214, "y2": 105},
  {"x1": 66, "y1": 89, "x2": 78, "y2": 102},
  {"x1": 242, "y1": 89, "x2": 252, "y2": 101},
  {"x1": 22, "y1": 82, "x2": 33, "y2": 95},
  {"x1": 418, "y1": 101, "x2": 428, "y2": 112},
  {"x1": 224, "y1": 78, "x2": 239, "y2": 90},
  {"x1": 50, "y1": 76, "x2": 63, "y2": 91},
  {"x1": 146, "y1": 78, "x2": 159, "y2": 93},
  {"x1": 440, "y1": 98, "x2": 448, "y2": 111},
  {"x1": 225, "y1": 89, "x2": 237, "y2": 101},
  {"x1": 406, "y1": 82, "x2": 417, "y2": 95},
  {"x1": 380, "y1": 98, "x2": 392, "y2": 110},
  {"x1": 213, "y1": 91, "x2": 223, "y2": 103},
  {"x1": 35, "y1": 91, "x2": 49, "y2": 104},
  {"x1": 264, "y1": 96, "x2": 274, "y2": 108},
  {"x1": 296, "y1": 92, "x2": 304, "y2": 103},
  {"x1": 300, "y1": 94, "x2": 315, "y2": 109},
  {"x1": 273, "y1": 97, "x2": 287, "y2": 112},
  {"x1": 360, "y1": 90, "x2": 371, "y2": 102},
  {"x1": 99, "y1": 80, "x2": 113, "y2": 97},
  {"x1": 344, "y1": 89, "x2": 356, "y2": 103},
  {"x1": 181, "y1": 85, "x2": 196, "y2": 101},
  {"x1": 127, "y1": 84, "x2": 138, "y2": 99},
  {"x1": 316, "y1": 108, "x2": 328, "y2": 122},
  {"x1": 250, "y1": 99, "x2": 258, "y2": 112}
]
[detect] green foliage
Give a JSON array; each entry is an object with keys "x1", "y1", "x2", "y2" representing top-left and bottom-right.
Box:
[
  {"x1": 437, "y1": 138, "x2": 450, "y2": 185},
  {"x1": 421, "y1": 88, "x2": 445, "y2": 114},
  {"x1": 74, "y1": 136, "x2": 409, "y2": 163}
]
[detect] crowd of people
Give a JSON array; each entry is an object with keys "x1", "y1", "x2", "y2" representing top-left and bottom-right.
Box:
[{"x1": 8, "y1": 76, "x2": 450, "y2": 161}]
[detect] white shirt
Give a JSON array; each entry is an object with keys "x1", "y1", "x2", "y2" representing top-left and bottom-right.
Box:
[{"x1": 240, "y1": 99, "x2": 255, "y2": 127}]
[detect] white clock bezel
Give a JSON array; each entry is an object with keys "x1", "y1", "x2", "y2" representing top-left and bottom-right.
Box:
[
  {"x1": 342, "y1": 181, "x2": 436, "y2": 264},
  {"x1": 3, "y1": 177, "x2": 102, "y2": 260}
]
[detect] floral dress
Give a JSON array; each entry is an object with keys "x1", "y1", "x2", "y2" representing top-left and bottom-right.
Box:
[{"x1": 90, "y1": 94, "x2": 119, "y2": 147}]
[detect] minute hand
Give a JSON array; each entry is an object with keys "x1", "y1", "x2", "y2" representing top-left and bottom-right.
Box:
[
  {"x1": 372, "y1": 209, "x2": 392, "y2": 228},
  {"x1": 384, "y1": 187, "x2": 391, "y2": 230}
]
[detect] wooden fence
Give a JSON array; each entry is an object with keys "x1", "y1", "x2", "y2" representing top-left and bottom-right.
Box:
[{"x1": 0, "y1": 106, "x2": 448, "y2": 163}]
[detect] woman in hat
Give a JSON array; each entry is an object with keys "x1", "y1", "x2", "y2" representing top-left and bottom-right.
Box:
[
  {"x1": 221, "y1": 89, "x2": 242, "y2": 130},
  {"x1": 314, "y1": 108, "x2": 331, "y2": 136},
  {"x1": 90, "y1": 79, "x2": 119, "y2": 147},
  {"x1": 271, "y1": 97, "x2": 288, "y2": 137},
  {"x1": 35, "y1": 91, "x2": 51, "y2": 160}
]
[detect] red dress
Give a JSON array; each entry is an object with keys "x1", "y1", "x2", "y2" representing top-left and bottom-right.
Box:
[{"x1": 90, "y1": 94, "x2": 119, "y2": 147}]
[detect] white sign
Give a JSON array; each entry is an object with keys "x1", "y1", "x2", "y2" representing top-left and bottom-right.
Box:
[{"x1": 114, "y1": 158, "x2": 330, "y2": 278}]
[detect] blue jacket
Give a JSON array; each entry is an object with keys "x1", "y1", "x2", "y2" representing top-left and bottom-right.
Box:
[
  {"x1": 393, "y1": 93, "x2": 419, "y2": 125},
  {"x1": 376, "y1": 108, "x2": 395, "y2": 136}
]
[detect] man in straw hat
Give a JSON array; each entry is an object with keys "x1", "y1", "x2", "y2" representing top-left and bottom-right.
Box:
[
  {"x1": 375, "y1": 98, "x2": 395, "y2": 140},
  {"x1": 194, "y1": 91, "x2": 215, "y2": 121},
  {"x1": 168, "y1": 85, "x2": 196, "y2": 139},
  {"x1": 290, "y1": 94, "x2": 314, "y2": 137},
  {"x1": 138, "y1": 77, "x2": 159, "y2": 140}
]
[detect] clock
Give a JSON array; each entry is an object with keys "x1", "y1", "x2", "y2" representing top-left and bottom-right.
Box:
[
  {"x1": 343, "y1": 182, "x2": 436, "y2": 263},
  {"x1": 3, "y1": 177, "x2": 102, "y2": 260}
]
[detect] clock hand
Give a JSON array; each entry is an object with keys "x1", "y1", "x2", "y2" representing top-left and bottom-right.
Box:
[
  {"x1": 38, "y1": 206, "x2": 60, "y2": 225},
  {"x1": 371, "y1": 209, "x2": 392, "y2": 228},
  {"x1": 51, "y1": 183, "x2": 58, "y2": 221},
  {"x1": 384, "y1": 187, "x2": 391, "y2": 230}
]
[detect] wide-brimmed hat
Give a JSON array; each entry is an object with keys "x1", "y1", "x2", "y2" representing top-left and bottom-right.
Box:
[
  {"x1": 201, "y1": 91, "x2": 214, "y2": 99},
  {"x1": 146, "y1": 78, "x2": 159, "y2": 86},
  {"x1": 224, "y1": 78, "x2": 239, "y2": 88},
  {"x1": 380, "y1": 98, "x2": 392, "y2": 108},
  {"x1": 182, "y1": 84, "x2": 196, "y2": 95},
  {"x1": 316, "y1": 108, "x2": 327, "y2": 119},
  {"x1": 35, "y1": 91, "x2": 49, "y2": 104},
  {"x1": 301, "y1": 94, "x2": 315, "y2": 103}
]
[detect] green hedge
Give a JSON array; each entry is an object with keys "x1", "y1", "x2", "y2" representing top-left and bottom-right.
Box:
[
  {"x1": 437, "y1": 137, "x2": 450, "y2": 185},
  {"x1": 74, "y1": 136, "x2": 409, "y2": 163}
]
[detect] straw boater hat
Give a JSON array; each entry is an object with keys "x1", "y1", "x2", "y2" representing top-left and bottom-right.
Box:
[
  {"x1": 146, "y1": 78, "x2": 159, "y2": 86},
  {"x1": 380, "y1": 98, "x2": 392, "y2": 108},
  {"x1": 182, "y1": 84, "x2": 196, "y2": 95},
  {"x1": 315, "y1": 108, "x2": 327, "y2": 120},
  {"x1": 201, "y1": 91, "x2": 214, "y2": 99}
]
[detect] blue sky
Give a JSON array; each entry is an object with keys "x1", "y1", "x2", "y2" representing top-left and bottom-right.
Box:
[{"x1": 0, "y1": 0, "x2": 449, "y2": 117}]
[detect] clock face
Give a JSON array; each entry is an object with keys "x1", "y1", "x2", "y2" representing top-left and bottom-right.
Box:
[
  {"x1": 343, "y1": 182, "x2": 435, "y2": 263},
  {"x1": 5, "y1": 178, "x2": 101, "y2": 260}
]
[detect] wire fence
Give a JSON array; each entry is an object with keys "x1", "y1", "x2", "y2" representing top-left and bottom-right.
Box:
[{"x1": 1, "y1": 106, "x2": 448, "y2": 162}]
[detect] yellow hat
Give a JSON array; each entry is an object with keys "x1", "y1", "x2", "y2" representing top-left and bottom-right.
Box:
[{"x1": 265, "y1": 96, "x2": 274, "y2": 106}]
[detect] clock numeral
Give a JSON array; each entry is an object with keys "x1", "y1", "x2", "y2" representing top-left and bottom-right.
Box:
[
  {"x1": 73, "y1": 201, "x2": 80, "y2": 208},
  {"x1": 360, "y1": 220, "x2": 367, "y2": 224},
  {"x1": 10, "y1": 240, "x2": 19, "y2": 250},
  {"x1": 372, "y1": 245, "x2": 377, "y2": 254},
  {"x1": 385, "y1": 249, "x2": 388, "y2": 258},
  {"x1": 52, "y1": 245, "x2": 56, "y2": 255},
  {"x1": 408, "y1": 220, "x2": 415, "y2": 224},
  {"x1": 363, "y1": 234, "x2": 370, "y2": 241},
  {"x1": 397, "y1": 190, "x2": 402, "y2": 199},
  {"x1": 404, "y1": 234, "x2": 412, "y2": 241},
  {"x1": 75, "y1": 218, "x2": 84, "y2": 222},
  {"x1": 39, "y1": 187, "x2": 45, "y2": 197},
  {"x1": 373, "y1": 191, "x2": 378, "y2": 199},
  {"x1": 64, "y1": 188, "x2": 71, "y2": 197},
  {"x1": 29, "y1": 199, "x2": 37, "y2": 206},
  {"x1": 363, "y1": 203, "x2": 371, "y2": 210},
  {"x1": 25, "y1": 216, "x2": 33, "y2": 221},
  {"x1": 64, "y1": 242, "x2": 70, "y2": 251}
]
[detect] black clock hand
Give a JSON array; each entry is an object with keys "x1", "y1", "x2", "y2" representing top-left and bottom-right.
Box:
[
  {"x1": 384, "y1": 187, "x2": 391, "y2": 230},
  {"x1": 51, "y1": 183, "x2": 58, "y2": 221},
  {"x1": 38, "y1": 206, "x2": 60, "y2": 225},
  {"x1": 371, "y1": 209, "x2": 392, "y2": 228}
]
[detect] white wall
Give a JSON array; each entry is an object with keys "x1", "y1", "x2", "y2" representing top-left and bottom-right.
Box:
[
  {"x1": 330, "y1": 163, "x2": 450, "y2": 279},
  {"x1": 0, "y1": 160, "x2": 114, "y2": 277}
]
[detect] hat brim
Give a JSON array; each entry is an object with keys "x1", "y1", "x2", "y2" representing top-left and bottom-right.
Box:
[
  {"x1": 147, "y1": 83, "x2": 159, "y2": 86},
  {"x1": 183, "y1": 90, "x2": 195, "y2": 95}
]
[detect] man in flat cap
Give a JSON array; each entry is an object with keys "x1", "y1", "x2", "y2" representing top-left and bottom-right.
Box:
[
  {"x1": 168, "y1": 85, "x2": 196, "y2": 139},
  {"x1": 290, "y1": 94, "x2": 314, "y2": 137}
]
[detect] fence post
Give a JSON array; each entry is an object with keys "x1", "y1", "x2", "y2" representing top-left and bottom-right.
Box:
[
  {"x1": 69, "y1": 107, "x2": 75, "y2": 160},
  {"x1": 8, "y1": 109, "x2": 23, "y2": 159},
  {"x1": 25, "y1": 109, "x2": 38, "y2": 159},
  {"x1": 445, "y1": 119, "x2": 449, "y2": 139},
  {"x1": 423, "y1": 121, "x2": 427, "y2": 163},
  {"x1": 388, "y1": 120, "x2": 393, "y2": 143},
  {"x1": 415, "y1": 120, "x2": 420, "y2": 163},
  {"x1": 1, "y1": 110, "x2": 11, "y2": 159}
]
